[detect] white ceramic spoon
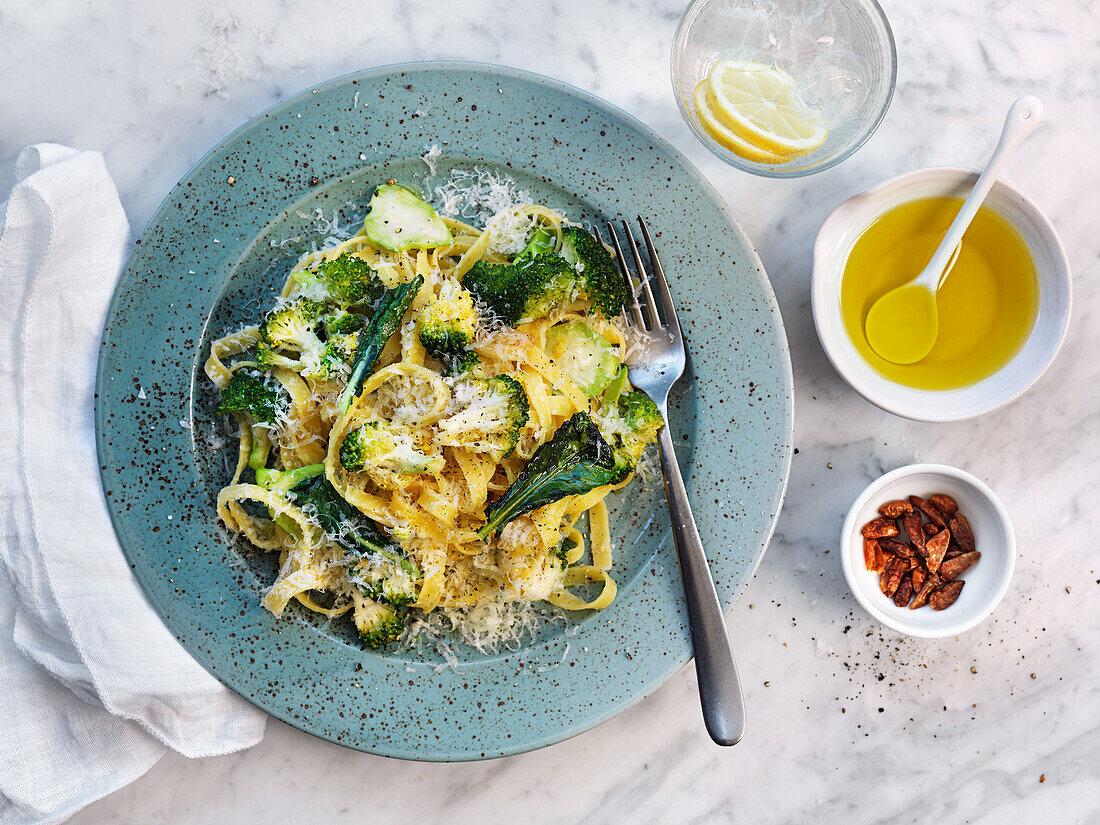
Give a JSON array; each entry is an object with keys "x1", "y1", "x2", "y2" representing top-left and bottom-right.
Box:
[{"x1": 865, "y1": 95, "x2": 1044, "y2": 364}]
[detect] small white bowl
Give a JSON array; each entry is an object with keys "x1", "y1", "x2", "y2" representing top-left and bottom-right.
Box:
[
  {"x1": 840, "y1": 463, "x2": 1015, "y2": 638},
  {"x1": 812, "y1": 167, "x2": 1071, "y2": 421}
]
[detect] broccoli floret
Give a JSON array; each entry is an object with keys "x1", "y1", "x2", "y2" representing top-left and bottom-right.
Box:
[
  {"x1": 438, "y1": 374, "x2": 529, "y2": 459},
  {"x1": 418, "y1": 277, "x2": 477, "y2": 357},
  {"x1": 313, "y1": 330, "x2": 359, "y2": 381},
  {"x1": 339, "y1": 421, "x2": 445, "y2": 476},
  {"x1": 282, "y1": 310, "x2": 363, "y2": 381},
  {"x1": 599, "y1": 389, "x2": 664, "y2": 478},
  {"x1": 257, "y1": 298, "x2": 366, "y2": 383},
  {"x1": 327, "y1": 331, "x2": 360, "y2": 365},
  {"x1": 446, "y1": 349, "x2": 482, "y2": 377},
  {"x1": 353, "y1": 596, "x2": 406, "y2": 648},
  {"x1": 216, "y1": 368, "x2": 286, "y2": 471},
  {"x1": 559, "y1": 227, "x2": 628, "y2": 318},
  {"x1": 292, "y1": 254, "x2": 386, "y2": 306},
  {"x1": 463, "y1": 252, "x2": 576, "y2": 327},
  {"x1": 325, "y1": 311, "x2": 365, "y2": 336},
  {"x1": 347, "y1": 553, "x2": 420, "y2": 607},
  {"x1": 478, "y1": 412, "x2": 621, "y2": 539},
  {"x1": 337, "y1": 275, "x2": 424, "y2": 413},
  {"x1": 256, "y1": 297, "x2": 327, "y2": 370},
  {"x1": 217, "y1": 367, "x2": 283, "y2": 422},
  {"x1": 259, "y1": 297, "x2": 326, "y2": 351}
]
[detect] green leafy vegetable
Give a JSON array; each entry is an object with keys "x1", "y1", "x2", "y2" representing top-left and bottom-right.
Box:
[
  {"x1": 477, "y1": 412, "x2": 620, "y2": 539},
  {"x1": 336, "y1": 274, "x2": 424, "y2": 413},
  {"x1": 289, "y1": 474, "x2": 422, "y2": 612}
]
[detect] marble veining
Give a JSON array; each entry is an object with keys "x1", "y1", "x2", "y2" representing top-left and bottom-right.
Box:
[{"x1": 3, "y1": 0, "x2": 1097, "y2": 821}]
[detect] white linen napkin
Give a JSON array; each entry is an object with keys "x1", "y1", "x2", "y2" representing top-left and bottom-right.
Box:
[{"x1": 0, "y1": 144, "x2": 266, "y2": 825}]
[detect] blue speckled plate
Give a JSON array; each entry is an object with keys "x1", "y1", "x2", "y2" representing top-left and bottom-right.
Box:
[{"x1": 95, "y1": 62, "x2": 793, "y2": 760}]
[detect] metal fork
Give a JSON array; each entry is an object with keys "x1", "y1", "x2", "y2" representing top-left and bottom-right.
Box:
[{"x1": 602, "y1": 217, "x2": 747, "y2": 747}]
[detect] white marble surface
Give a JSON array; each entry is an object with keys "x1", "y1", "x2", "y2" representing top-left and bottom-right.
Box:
[{"x1": 5, "y1": 0, "x2": 1099, "y2": 821}]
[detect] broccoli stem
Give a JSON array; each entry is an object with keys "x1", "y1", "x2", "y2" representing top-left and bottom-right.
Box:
[
  {"x1": 274, "y1": 513, "x2": 301, "y2": 538},
  {"x1": 247, "y1": 423, "x2": 272, "y2": 472},
  {"x1": 361, "y1": 546, "x2": 421, "y2": 581},
  {"x1": 337, "y1": 274, "x2": 424, "y2": 414},
  {"x1": 600, "y1": 366, "x2": 629, "y2": 410},
  {"x1": 256, "y1": 463, "x2": 326, "y2": 492}
]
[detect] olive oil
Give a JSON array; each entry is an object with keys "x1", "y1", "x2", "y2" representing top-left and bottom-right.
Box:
[{"x1": 841, "y1": 196, "x2": 1039, "y2": 390}]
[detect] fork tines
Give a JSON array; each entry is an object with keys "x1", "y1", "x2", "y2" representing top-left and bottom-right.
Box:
[{"x1": 599, "y1": 217, "x2": 676, "y2": 334}]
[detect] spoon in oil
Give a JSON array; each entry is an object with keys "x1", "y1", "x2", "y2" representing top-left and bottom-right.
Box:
[{"x1": 864, "y1": 95, "x2": 1043, "y2": 365}]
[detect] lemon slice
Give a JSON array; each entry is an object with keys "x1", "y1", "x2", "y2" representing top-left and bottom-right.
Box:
[
  {"x1": 693, "y1": 81, "x2": 790, "y2": 165},
  {"x1": 706, "y1": 59, "x2": 828, "y2": 156}
]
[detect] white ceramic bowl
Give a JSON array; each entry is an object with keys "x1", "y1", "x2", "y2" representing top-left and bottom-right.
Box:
[
  {"x1": 840, "y1": 463, "x2": 1015, "y2": 637},
  {"x1": 812, "y1": 167, "x2": 1071, "y2": 421}
]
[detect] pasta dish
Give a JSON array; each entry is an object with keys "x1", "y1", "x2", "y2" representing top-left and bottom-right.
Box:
[{"x1": 205, "y1": 181, "x2": 663, "y2": 649}]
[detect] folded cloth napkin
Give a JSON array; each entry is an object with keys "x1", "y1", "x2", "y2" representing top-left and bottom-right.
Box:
[{"x1": 0, "y1": 144, "x2": 266, "y2": 825}]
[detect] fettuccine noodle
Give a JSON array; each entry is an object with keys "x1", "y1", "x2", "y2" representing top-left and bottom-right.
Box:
[{"x1": 205, "y1": 190, "x2": 652, "y2": 649}]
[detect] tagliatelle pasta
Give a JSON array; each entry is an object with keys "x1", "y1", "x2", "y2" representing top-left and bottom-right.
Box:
[{"x1": 205, "y1": 184, "x2": 659, "y2": 649}]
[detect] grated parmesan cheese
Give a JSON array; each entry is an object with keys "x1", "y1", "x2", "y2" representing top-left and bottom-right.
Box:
[
  {"x1": 294, "y1": 205, "x2": 358, "y2": 250},
  {"x1": 269, "y1": 233, "x2": 303, "y2": 255},
  {"x1": 429, "y1": 165, "x2": 534, "y2": 223},
  {"x1": 203, "y1": 424, "x2": 228, "y2": 453},
  {"x1": 485, "y1": 209, "x2": 538, "y2": 255},
  {"x1": 187, "y1": 15, "x2": 258, "y2": 100},
  {"x1": 421, "y1": 144, "x2": 442, "y2": 177},
  {"x1": 401, "y1": 598, "x2": 565, "y2": 661},
  {"x1": 633, "y1": 444, "x2": 661, "y2": 488}
]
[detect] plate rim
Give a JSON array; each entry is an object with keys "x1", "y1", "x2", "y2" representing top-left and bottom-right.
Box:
[{"x1": 94, "y1": 59, "x2": 794, "y2": 760}]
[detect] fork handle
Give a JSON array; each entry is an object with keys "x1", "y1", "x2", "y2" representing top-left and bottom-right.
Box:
[{"x1": 658, "y1": 426, "x2": 747, "y2": 746}]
